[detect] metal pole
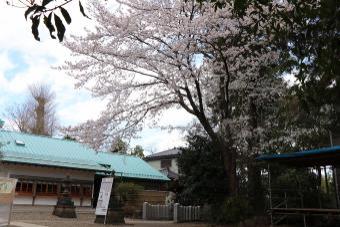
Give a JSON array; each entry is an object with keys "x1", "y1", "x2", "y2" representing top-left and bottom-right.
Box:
[
  {"x1": 333, "y1": 166, "x2": 340, "y2": 209},
  {"x1": 329, "y1": 131, "x2": 333, "y2": 147},
  {"x1": 299, "y1": 193, "x2": 307, "y2": 227},
  {"x1": 324, "y1": 166, "x2": 329, "y2": 194},
  {"x1": 104, "y1": 210, "x2": 107, "y2": 225},
  {"x1": 329, "y1": 130, "x2": 340, "y2": 208},
  {"x1": 8, "y1": 202, "x2": 13, "y2": 226},
  {"x1": 8, "y1": 181, "x2": 16, "y2": 226},
  {"x1": 316, "y1": 167, "x2": 322, "y2": 208}
]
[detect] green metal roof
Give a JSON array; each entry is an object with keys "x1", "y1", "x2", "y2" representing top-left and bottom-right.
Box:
[
  {"x1": 96, "y1": 152, "x2": 169, "y2": 180},
  {"x1": 0, "y1": 130, "x2": 169, "y2": 181}
]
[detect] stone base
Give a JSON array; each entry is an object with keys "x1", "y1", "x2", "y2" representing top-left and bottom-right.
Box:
[
  {"x1": 95, "y1": 210, "x2": 125, "y2": 224},
  {"x1": 53, "y1": 205, "x2": 77, "y2": 218}
]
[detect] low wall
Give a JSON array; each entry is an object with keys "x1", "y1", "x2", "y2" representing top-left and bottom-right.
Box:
[
  {"x1": 126, "y1": 190, "x2": 168, "y2": 210},
  {"x1": 14, "y1": 195, "x2": 92, "y2": 206},
  {"x1": 137, "y1": 190, "x2": 168, "y2": 205},
  {"x1": 115, "y1": 190, "x2": 169, "y2": 218},
  {"x1": 174, "y1": 204, "x2": 201, "y2": 223},
  {"x1": 142, "y1": 203, "x2": 173, "y2": 220},
  {"x1": 142, "y1": 202, "x2": 201, "y2": 222}
]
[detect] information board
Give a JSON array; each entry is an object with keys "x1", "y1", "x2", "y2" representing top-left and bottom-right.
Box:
[
  {"x1": 0, "y1": 178, "x2": 17, "y2": 227},
  {"x1": 95, "y1": 177, "x2": 114, "y2": 216}
]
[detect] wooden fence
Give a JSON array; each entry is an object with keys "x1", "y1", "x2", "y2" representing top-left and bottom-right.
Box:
[
  {"x1": 142, "y1": 202, "x2": 201, "y2": 222},
  {"x1": 142, "y1": 203, "x2": 173, "y2": 220},
  {"x1": 174, "y1": 203, "x2": 201, "y2": 222}
]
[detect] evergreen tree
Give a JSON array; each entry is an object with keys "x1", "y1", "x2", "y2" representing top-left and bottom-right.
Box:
[
  {"x1": 130, "y1": 145, "x2": 144, "y2": 158},
  {"x1": 110, "y1": 138, "x2": 128, "y2": 154},
  {"x1": 177, "y1": 134, "x2": 228, "y2": 205}
]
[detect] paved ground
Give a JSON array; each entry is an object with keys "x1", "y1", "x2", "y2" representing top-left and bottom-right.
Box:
[
  {"x1": 10, "y1": 222, "x2": 48, "y2": 227},
  {"x1": 10, "y1": 205, "x2": 207, "y2": 227}
]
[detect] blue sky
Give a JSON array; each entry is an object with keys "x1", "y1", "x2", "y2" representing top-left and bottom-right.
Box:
[
  {"x1": 0, "y1": 1, "x2": 192, "y2": 154},
  {"x1": 4, "y1": 51, "x2": 29, "y2": 80}
]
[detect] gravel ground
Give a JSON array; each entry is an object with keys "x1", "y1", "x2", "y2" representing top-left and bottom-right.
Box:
[{"x1": 10, "y1": 206, "x2": 208, "y2": 227}]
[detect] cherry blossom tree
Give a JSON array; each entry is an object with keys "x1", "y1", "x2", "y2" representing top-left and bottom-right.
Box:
[{"x1": 61, "y1": 0, "x2": 287, "y2": 195}]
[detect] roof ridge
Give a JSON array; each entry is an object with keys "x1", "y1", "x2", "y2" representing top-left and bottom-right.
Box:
[
  {"x1": 96, "y1": 151, "x2": 137, "y2": 157},
  {"x1": 0, "y1": 129, "x2": 94, "y2": 147},
  {"x1": 146, "y1": 147, "x2": 182, "y2": 157}
]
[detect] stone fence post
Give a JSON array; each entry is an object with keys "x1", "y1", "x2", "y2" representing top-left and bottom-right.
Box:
[
  {"x1": 142, "y1": 202, "x2": 147, "y2": 220},
  {"x1": 173, "y1": 203, "x2": 179, "y2": 222}
]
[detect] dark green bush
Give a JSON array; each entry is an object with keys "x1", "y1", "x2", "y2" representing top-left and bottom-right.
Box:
[
  {"x1": 177, "y1": 135, "x2": 228, "y2": 206},
  {"x1": 115, "y1": 182, "x2": 143, "y2": 203},
  {"x1": 114, "y1": 182, "x2": 144, "y2": 217},
  {"x1": 213, "y1": 196, "x2": 253, "y2": 224}
]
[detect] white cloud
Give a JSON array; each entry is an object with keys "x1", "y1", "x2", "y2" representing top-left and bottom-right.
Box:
[
  {"x1": 131, "y1": 127, "x2": 187, "y2": 155},
  {"x1": 58, "y1": 96, "x2": 107, "y2": 126}
]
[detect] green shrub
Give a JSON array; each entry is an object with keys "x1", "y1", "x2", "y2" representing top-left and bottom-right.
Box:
[
  {"x1": 114, "y1": 182, "x2": 144, "y2": 217},
  {"x1": 213, "y1": 196, "x2": 253, "y2": 224},
  {"x1": 115, "y1": 182, "x2": 143, "y2": 203},
  {"x1": 177, "y1": 135, "x2": 228, "y2": 206}
]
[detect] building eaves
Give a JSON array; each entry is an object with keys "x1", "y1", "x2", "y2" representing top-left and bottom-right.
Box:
[{"x1": 144, "y1": 148, "x2": 182, "y2": 161}]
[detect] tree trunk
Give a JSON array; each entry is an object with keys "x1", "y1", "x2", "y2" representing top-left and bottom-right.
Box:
[
  {"x1": 221, "y1": 147, "x2": 237, "y2": 196},
  {"x1": 248, "y1": 161, "x2": 265, "y2": 214},
  {"x1": 195, "y1": 114, "x2": 238, "y2": 196},
  {"x1": 34, "y1": 98, "x2": 46, "y2": 135}
]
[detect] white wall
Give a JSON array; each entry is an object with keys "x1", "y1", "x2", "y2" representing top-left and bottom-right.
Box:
[
  {"x1": 14, "y1": 196, "x2": 92, "y2": 206},
  {"x1": 14, "y1": 195, "x2": 33, "y2": 205},
  {"x1": 0, "y1": 163, "x2": 94, "y2": 206},
  {"x1": 147, "y1": 158, "x2": 178, "y2": 174},
  {"x1": 82, "y1": 198, "x2": 92, "y2": 207},
  {"x1": 34, "y1": 196, "x2": 58, "y2": 206},
  {"x1": 171, "y1": 159, "x2": 178, "y2": 174},
  {"x1": 148, "y1": 160, "x2": 161, "y2": 171}
]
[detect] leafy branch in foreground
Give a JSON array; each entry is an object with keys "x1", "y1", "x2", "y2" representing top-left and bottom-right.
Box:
[{"x1": 7, "y1": 0, "x2": 89, "y2": 42}]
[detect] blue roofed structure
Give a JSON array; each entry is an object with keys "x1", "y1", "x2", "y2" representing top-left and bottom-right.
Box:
[
  {"x1": 0, "y1": 130, "x2": 169, "y2": 181},
  {"x1": 257, "y1": 146, "x2": 340, "y2": 167},
  {"x1": 257, "y1": 146, "x2": 340, "y2": 224}
]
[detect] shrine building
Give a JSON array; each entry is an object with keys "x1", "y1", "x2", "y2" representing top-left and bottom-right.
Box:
[{"x1": 0, "y1": 129, "x2": 169, "y2": 206}]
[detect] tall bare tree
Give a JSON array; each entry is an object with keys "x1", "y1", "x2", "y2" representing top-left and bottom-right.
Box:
[
  {"x1": 6, "y1": 84, "x2": 58, "y2": 136},
  {"x1": 29, "y1": 84, "x2": 57, "y2": 135},
  {"x1": 6, "y1": 103, "x2": 32, "y2": 133}
]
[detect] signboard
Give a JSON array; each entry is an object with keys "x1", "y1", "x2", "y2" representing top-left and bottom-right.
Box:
[
  {"x1": 0, "y1": 178, "x2": 17, "y2": 227},
  {"x1": 95, "y1": 177, "x2": 114, "y2": 216}
]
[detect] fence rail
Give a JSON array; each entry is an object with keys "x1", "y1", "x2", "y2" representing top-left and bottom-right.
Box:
[{"x1": 142, "y1": 202, "x2": 201, "y2": 222}]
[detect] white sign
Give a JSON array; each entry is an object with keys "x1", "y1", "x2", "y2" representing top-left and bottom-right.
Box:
[{"x1": 95, "y1": 177, "x2": 114, "y2": 216}]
